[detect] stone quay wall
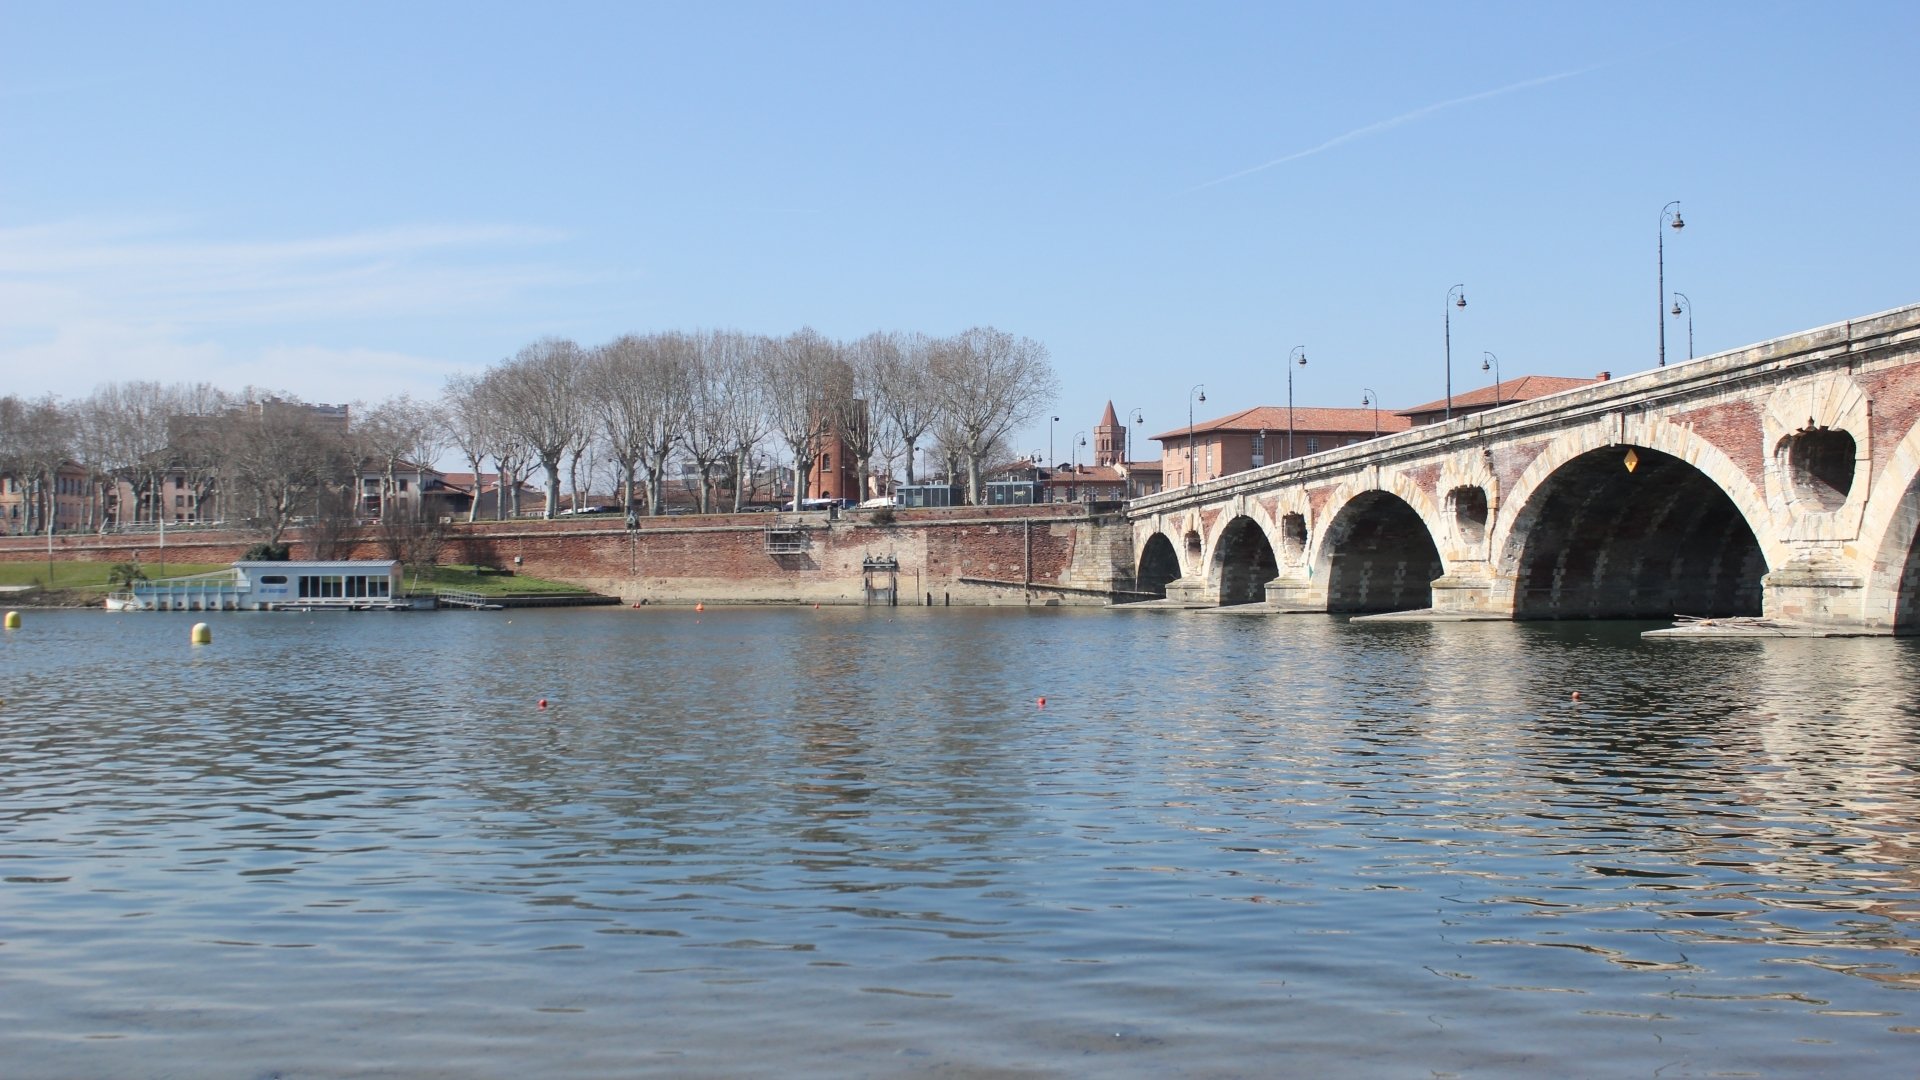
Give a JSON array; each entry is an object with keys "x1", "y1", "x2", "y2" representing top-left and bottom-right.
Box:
[{"x1": 0, "y1": 505, "x2": 1138, "y2": 606}]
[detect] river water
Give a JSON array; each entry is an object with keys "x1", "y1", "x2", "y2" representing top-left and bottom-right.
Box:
[{"x1": 2, "y1": 607, "x2": 1918, "y2": 1078}]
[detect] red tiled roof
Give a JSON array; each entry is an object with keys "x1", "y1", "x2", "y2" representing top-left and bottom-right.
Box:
[
  {"x1": 1150, "y1": 405, "x2": 1412, "y2": 442},
  {"x1": 1394, "y1": 376, "x2": 1600, "y2": 417},
  {"x1": 1099, "y1": 400, "x2": 1119, "y2": 426}
]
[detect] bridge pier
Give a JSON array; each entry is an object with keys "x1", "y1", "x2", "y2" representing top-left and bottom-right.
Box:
[
  {"x1": 1428, "y1": 564, "x2": 1501, "y2": 616},
  {"x1": 1260, "y1": 571, "x2": 1323, "y2": 611},
  {"x1": 1762, "y1": 553, "x2": 1867, "y2": 629}
]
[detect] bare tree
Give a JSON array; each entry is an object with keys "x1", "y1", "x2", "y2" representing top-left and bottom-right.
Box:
[
  {"x1": 873, "y1": 332, "x2": 940, "y2": 485},
  {"x1": 707, "y1": 330, "x2": 774, "y2": 512},
  {"x1": 488, "y1": 338, "x2": 587, "y2": 519},
  {"x1": 927, "y1": 328, "x2": 1059, "y2": 503},
  {"x1": 221, "y1": 395, "x2": 358, "y2": 545},
  {"x1": 764, "y1": 328, "x2": 847, "y2": 510},
  {"x1": 0, "y1": 395, "x2": 73, "y2": 536},
  {"x1": 357, "y1": 394, "x2": 439, "y2": 523},
  {"x1": 443, "y1": 374, "x2": 500, "y2": 522}
]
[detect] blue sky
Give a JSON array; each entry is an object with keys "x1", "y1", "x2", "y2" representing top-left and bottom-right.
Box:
[{"x1": 3, "y1": 2, "x2": 1916, "y2": 459}]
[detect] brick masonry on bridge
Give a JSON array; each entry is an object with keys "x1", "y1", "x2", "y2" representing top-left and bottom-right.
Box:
[{"x1": 1127, "y1": 301, "x2": 1920, "y2": 634}]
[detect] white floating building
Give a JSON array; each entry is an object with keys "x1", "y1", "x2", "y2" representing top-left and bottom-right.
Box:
[{"x1": 107, "y1": 560, "x2": 428, "y2": 611}]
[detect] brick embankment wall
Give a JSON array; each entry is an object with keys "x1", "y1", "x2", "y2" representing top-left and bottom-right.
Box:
[
  {"x1": 446, "y1": 505, "x2": 1136, "y2": 605},
  {"x1": 0, "y1": 506, "x2": 1138, "y2": 606}
]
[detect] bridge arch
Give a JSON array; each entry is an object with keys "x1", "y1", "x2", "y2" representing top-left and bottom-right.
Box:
[
  {"x1": 1135, "y1": 532, "x2": 1181, "y2": 599},
  {"x1": 1493, "y1": 422, "x2": 1773, "y2": 619},
  {"x1": 1209, "y1": 514, "x2": 1280, "y2": 605},
  {"x1": 1314, "y1": 477, "x2": 1447, "y2": 613},
  {"x1": 1857, "y1": 415, "x2": 1920, "y2": 633}
]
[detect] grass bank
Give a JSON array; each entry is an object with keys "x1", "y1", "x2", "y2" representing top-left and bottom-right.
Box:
[{"x1": 410, "y1": 564, "x2": 591, "y2": 597}]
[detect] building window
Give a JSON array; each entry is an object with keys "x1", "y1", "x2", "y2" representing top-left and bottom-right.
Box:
[
  {"x1": 175, "y1": 495, "x2": 185, "y2": 508},
  {"x1": 1251, "y1": 432, "x2": 1266, "y2": 468},
  {"x1": 398, "y1": 479, "x2": 409, "y2": 491},
  {"x1": 1306, "y1": 437, "x2": 1320, "y2": 453}
]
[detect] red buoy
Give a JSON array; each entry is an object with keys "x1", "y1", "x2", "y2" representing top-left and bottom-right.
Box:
[
  {"x1": 538, "y1": 698, "x2": 549, "y2": 710},
  {"x1": 1037, "y1": 697, "x2": 1047, "y2": 709}
]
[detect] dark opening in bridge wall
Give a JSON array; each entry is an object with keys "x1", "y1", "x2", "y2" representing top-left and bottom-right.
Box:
[
  {"x1": 1280, "y1": 512, "x2": 1308, "y2": 563},
  {"x1": 1779, "y1": 428, "x2": 1856, "y2": 511},
  {"x1": 1322, "y1": 493, "x2": 1443, "y2": 613},
  {"x1": 1514, "y1": 445, "x2": 1765, "y2": 619},
  {"x1": 1214, "y1": 516, "x2": 1278, "y2": 605},
  {"x1": 1450, "y1": 486, "x2": 1489, "y2": 546},
  {"x1": 1136, "y1": 533, "x2": 1180, "y2": 599}
]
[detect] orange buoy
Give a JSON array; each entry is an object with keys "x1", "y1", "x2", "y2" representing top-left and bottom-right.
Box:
[
  {"x1": 1570, "y1": 691, "x2": 1582, "y2": 701},
  {"x1": 695, "y1": 602, "x2": 705, "y2": 612}
]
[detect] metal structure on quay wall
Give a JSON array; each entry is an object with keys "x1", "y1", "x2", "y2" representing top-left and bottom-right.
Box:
[{"x1": 1127, "y1": 301, "x2": 1920, "y2": 636}]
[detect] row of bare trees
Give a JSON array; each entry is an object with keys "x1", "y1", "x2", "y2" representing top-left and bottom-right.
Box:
[
  {"x1": 0, "y1": 324, "x2": 1058, "y2": 538},
  {"x1": 449, "y1": 325, "x2": 1058, "y2": 514}
]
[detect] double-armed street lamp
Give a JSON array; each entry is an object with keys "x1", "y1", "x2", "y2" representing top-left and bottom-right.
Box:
[
  {"x1": 1482, "y1": 351, "x2": 1501, "y2": 404},
  {"x1": 1049, "y1": 415, "x2": 1060, "y2": 469},
  {"x1": 1658, "y1": 201, "x2": 1685, "y2": 367},
  {"x1": 1187, "y1": 384, "x2": 1206, "y2": 486},
  {"x1": 1444, "y1": 285, "x2": 1466, "y2": 420},
  {"x1": 1671, "y1": 292, "x2": 1693, "y2": 361},
  {"x1": 1072, "y1": 431, "x2": 1087, "y2": 472},
  {"x1": 1287, "y1": 346, "x2": 1307, "y2": 459},
  {"x1": 1361, "y1": 389, "x2": 1380, "y2": 437},
  {"x1": 1126, "y1": 408, "x2": 1144, "y2": 467}
]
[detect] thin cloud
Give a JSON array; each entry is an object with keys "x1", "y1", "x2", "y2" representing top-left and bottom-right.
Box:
[{"x1": 1185, "y1": 65, "x2": 1599, "y2": 194}]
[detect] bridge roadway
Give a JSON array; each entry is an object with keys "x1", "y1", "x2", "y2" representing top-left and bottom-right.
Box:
[{"x1": 1125, "y1": 301, "x2": 1920, "y2": 634}]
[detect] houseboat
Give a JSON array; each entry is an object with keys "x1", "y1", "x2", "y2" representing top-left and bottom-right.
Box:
[{"x1": 106, "y1": 560, "x2": 431, "y2": 611}]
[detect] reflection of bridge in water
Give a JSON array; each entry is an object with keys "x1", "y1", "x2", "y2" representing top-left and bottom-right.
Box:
[{"x1": 1125, "y1": 302, "x2": 1920, "y2": 635}]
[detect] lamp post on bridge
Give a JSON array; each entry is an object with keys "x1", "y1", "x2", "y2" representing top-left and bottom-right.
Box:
[
  {"x1": 1658, "y1": 201, "x2": 1685, "y2": 367},
  {"x1": 1127, "y1": 408, "x2": 1144, "y2": 498},
  {"x1": 1445, "y1": 284, "x2": 1466, "y2": 420},
  {"x1": 1482, "y1": 351, "x2": 1501, "y2": 404},
  {"x1": 1671, "y1": 292, "x2": 1693, "y2": 361},
  {"x1": 1361, "y1": 389, "x2": 1379, "y2": 437},
  {"x1": 1287, "y1": 346, "x2": 1307, "y2": 460},
  {"x1": 1187, "y1": 384, "x2": 1206, "y2": 486},
  {"x1": 1048, "y1": 415, "x2": 1060, "y2": 471}
]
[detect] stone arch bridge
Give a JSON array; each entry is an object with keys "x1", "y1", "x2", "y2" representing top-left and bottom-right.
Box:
[{"x1": 1127, "y1": 302, "x2": 1920, "y2": 634}]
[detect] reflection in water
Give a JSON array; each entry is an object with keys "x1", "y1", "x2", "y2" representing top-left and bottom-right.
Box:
[{"x1": 2, "y1": 608, "x2": 1919, "y2": 1077}]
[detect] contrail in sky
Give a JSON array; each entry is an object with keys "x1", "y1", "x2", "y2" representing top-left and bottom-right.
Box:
[{"x1": 1184, "y1": 65, "x2": 1599, "y2": 193}]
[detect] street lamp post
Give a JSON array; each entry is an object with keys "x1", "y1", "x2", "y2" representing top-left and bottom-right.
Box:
[
  {"x1": 1287, "y1": 346, "x2": 1307, "y2": 460},
  {"x1": 1658, "y1": 201, "x2": 1685, "y2": 367},
  {"x1": 1481, "y1": 351, "x2": 1501, "y2": 404},
  {"x1": 1445, "y1": 285, "x2": 1466, "y2": 420},
  {"x1": 1072, "y1": 431, "x2": 1087, "y2": 472},
  {"x1": 1361, "y1": 389, "x2": 1379, "y2": 437},
  {"x1": 1671, "y1": 292, "x2": 1693, "y2": 361},
  {"x1": 1048, "y1": 415, "x2": 1060, "y2": 470},
  {"x1": 1127, "y1": 408, "x2": 1144, "y2": 498},
  {"x1": 1187, "y1": 384, "x2": 1206, "y2": 486}
]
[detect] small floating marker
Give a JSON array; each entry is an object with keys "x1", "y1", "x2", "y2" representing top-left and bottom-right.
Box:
[
  {"x1": 1570, "y1": 690, "x2": 1582, "y2": 701},
  {"x1": 695, "y1": 602, "x2": 705, "y2": 612},
  {"x1": 3, "y1": 610, "x2": 19, "y2": 629},
  {"x1": 1037, "y1": 696, "x2": 1047, "y2": 709},
  {"x1": 190, "y1": 622, "x2": 212, "y2": 645},
  {"x1": 538, "y1": 698, "x2": 549, "y2": 710},
  {"x1": 813, "y1": 603, "x2": 819, "y2": 610}
]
